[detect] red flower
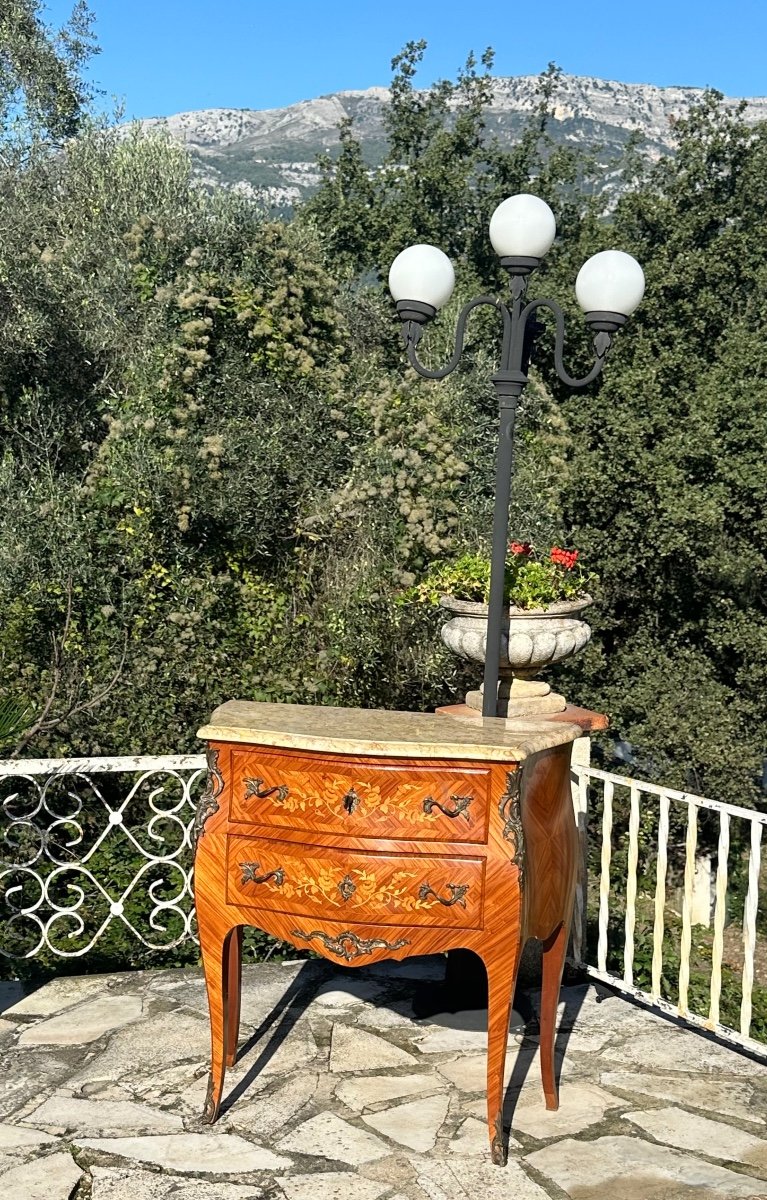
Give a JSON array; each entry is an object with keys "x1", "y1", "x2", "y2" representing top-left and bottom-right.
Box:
[
  {"x1": 509, "y1": 541, "x2": 532, "y2": 556},
  {"x1": 550, "y1": 546, "x2": 579, "y2": 570}
]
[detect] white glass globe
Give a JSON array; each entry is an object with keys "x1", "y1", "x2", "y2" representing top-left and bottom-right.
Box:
[
  {"x1": 575, "y1": 250, "x2": 645, "y2": 316},
  {"x1": 489, "y1": 194, "x2": 557, "y2": 259},
  {"x1": 388, "y1": 244, "x2": 455, "y2": 311}
]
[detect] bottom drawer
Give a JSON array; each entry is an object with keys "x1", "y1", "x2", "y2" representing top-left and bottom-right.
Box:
[{"x1": 225, "y1": 835, "x2": 485, "y2": 929}]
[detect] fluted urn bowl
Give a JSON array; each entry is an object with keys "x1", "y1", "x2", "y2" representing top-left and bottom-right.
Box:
[{"x1": 439, "y1": 594, "x2": 593, "y2": 679}]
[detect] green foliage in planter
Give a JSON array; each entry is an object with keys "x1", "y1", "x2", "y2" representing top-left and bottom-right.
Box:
[
  {"x1": 403, "y1": 547, "x2": 592, "y2": 609},
  {"x1": 404, "y1": 553, "x2": 496, "y2": 605}
]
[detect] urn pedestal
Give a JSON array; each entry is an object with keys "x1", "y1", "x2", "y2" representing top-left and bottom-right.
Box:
[{"x1": 439, "y1": 595, "x2": 592, "y2": 719}]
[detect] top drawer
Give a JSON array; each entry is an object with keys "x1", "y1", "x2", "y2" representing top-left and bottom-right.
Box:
[{"x1": 228, "y1": 748, "x2": 490, "y2": 844}]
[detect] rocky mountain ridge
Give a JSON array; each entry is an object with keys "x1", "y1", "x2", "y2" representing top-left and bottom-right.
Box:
[{"x1": 135, "y1": 73, "x2": 767, "y2": 210}]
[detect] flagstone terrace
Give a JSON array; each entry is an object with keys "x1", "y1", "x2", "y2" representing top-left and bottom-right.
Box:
[{"x1": 1, "y1": 961, "x2": 767, "y2": 1200}]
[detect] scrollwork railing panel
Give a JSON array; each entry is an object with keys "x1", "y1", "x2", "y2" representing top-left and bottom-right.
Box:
[{"x1": 0, "y1": 754, "x2": 206, "y2": 960}]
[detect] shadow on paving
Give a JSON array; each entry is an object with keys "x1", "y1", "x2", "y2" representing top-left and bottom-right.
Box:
[
  {"x1": 221, "y1": 960, "x2": 320, "y2": 1113},
  {"x1": 218, "y1": 947, "x2": 587, "y2": 1145}
]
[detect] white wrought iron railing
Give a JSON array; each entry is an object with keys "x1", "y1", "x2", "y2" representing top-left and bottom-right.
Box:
[
  {"x1": 1, "y1": 752, "x2": 765, "y2": 1061},
  {"x1": 0, "y1": 755, "x2": 206, "y2": 959},
  {"x1": 571, "y1": 763, "x2": 767, "y2": 1059}
]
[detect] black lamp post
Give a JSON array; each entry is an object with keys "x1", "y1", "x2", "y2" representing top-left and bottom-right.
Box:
[{"x1": 389, "y1": 194, "x2": 645, "y2": 719}]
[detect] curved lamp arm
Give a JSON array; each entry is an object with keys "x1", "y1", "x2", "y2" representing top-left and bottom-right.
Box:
[
  {"x1": 519, "y1": 298, "x2": 608, "y2": 389},
  {"x1": 406, "y1": 296, "x2": 510, "y2": 380}
]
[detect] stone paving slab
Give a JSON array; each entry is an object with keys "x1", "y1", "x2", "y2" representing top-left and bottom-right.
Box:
[
  {"x1": 77, "y1": 1131, "x2": 294, "y2": 1173},
  {"x1": 0, "y1": 1149, "x2": 84, "y2": 1198},
  {"x1": 17, "y1": 992, "x2": 144, "y2": 1046},
  {"x1": 90, "y1": 1165, "x2": 266, "y2": 1199},
  {"x1": 601, "y1": 1070, "x2": 764, "y2": 1125},
  {"x1": 330, "y1": 1024, "x2": 419, "y2": 1072},
  {"x1": 336, "y1": 1072, "x2": 446, "y2": 1113},
  {"x1": 22, "y1": 1095, "x2": 185, "y2": 1135},
  {"x1": 508, "y1": 1081, "x2": 623, "y2": 1140},
  {"x1": 0, "y1": 1046, "x2": 87, "y2": 1121},
  {"x1": 413, "y1": 1007, "x2": 524, "y2": 1055},
  {"x1": 221, "y1": 1073, "x2": 320, "y2": 1140},
  {"x1": 362, "y1": 1092, "x2": 450, "y2": 1153},
  {"x1": 409, "y1": 1152, "x2": 552, "y2": 1198},
  {"x1": 624, "y1": 1107, "x2": 767, "y2": 1175},
  {"x1": 4, "y1": 972, "x2": 117, "y2": 1018},
  {"x1": 0, "y1": 1120, "x2": 57, "y2": 1149},
  {"x1": 67, "y1": 1006, "x2": 213, "y2": 1086},
  {"x1": 524, "y1": 1134, "x2": 767, "y2": 1199},
  {"x1": 0, "y1": 961, "x2": 766, "y2": 1200},
  {"x1": 276, "y1": 1110, "x2": 391, "y2": 1164},
  {"x1": 604, "y1": 1019, "x2": 767, "y2": 1076},
  {"x1": 279, "y1": 1172, "x2": 391, "y2": 1200}
]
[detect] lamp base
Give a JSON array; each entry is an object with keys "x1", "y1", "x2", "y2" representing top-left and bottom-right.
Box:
[
  {"x1": 499, "y1": 254, "x2": 540, "y2": 276},
  {"x1": 465, "y1": 677, "x2": 568, "y2": 719}
]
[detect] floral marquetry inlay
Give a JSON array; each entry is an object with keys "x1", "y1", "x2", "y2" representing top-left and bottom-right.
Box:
[
  {"x1": 245, "y1": 772, "x2": 437, "y2": 821},
  {"x1": 299, "y1": 866, "x2": 423, "y2": 910},
  {"x1": 230, "y1": 751, "x2": 492, "y2": 843},
  {"x1": 227, "y1": 835, "x2": 484, "y2": 927},
  {"x1": 271, "y1": 863, "x2": 458, "y2": 913}
]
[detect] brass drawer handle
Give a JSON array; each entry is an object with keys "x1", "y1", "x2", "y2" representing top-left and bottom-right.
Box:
[
  {"x1": 342, "y1": 788, "x2": 360, "y2": 814},
  {"x1": 422, "y1": 794, "x2": 472, "y2": 819},
  {"x1": 418, "y1": 881, "x2": 469, "y2": 908},
  {"x1": 244, "y1": 777, "x2": 289, "y2": 803},
  {"x1": 240, "y1": 860, "x2": 285, "y2": 887}
]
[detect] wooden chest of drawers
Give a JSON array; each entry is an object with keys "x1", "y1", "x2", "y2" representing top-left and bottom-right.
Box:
[{"x1": 193, "y1": 700, "x2": 588, "y2": 1166}]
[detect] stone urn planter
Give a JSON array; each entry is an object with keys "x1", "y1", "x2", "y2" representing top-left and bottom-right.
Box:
[{"x1": 439, "y1": 594, "x2": 593, "y2": 717}]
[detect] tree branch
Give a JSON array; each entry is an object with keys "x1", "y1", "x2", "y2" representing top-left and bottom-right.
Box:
[{"x1": 11, "y1": 579, "x2": 127, "y2": 756}]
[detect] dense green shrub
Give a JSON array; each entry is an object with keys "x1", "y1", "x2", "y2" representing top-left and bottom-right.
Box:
[{"x1": 0, "y1": 124, "x2": 504, "y2": 763}]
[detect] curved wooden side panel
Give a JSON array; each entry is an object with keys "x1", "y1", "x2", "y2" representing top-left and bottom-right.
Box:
[
  {"x1": 521, "y1": 743, "x2": 578, "y2": 942},
  {"x1": 519, "y1": 741, "x2": 579, "y2": 1111}
]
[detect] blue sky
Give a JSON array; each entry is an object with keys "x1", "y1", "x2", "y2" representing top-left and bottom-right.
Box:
[{"x1": 46, "y1": 0, "x2": 767, "y2": 120}]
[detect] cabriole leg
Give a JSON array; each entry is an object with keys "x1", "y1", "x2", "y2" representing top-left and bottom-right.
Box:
[
  {"x1": 199, "y1": 920, "x2": 232, "y2": 1123},
  {"x1": 539, "y1": 920, "x2": 568, "y2": 1110},
  {"x1": 484, "y1": 944, "x2": 522, "y2": 1166},
  {"x1": 225, "y1": 926, "x2": 243, "y2": 1067}
]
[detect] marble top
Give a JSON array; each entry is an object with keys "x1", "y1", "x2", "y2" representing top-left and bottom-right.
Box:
[{"x1": 197, "y1": 700, "x2": 584, "y2": 763}]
